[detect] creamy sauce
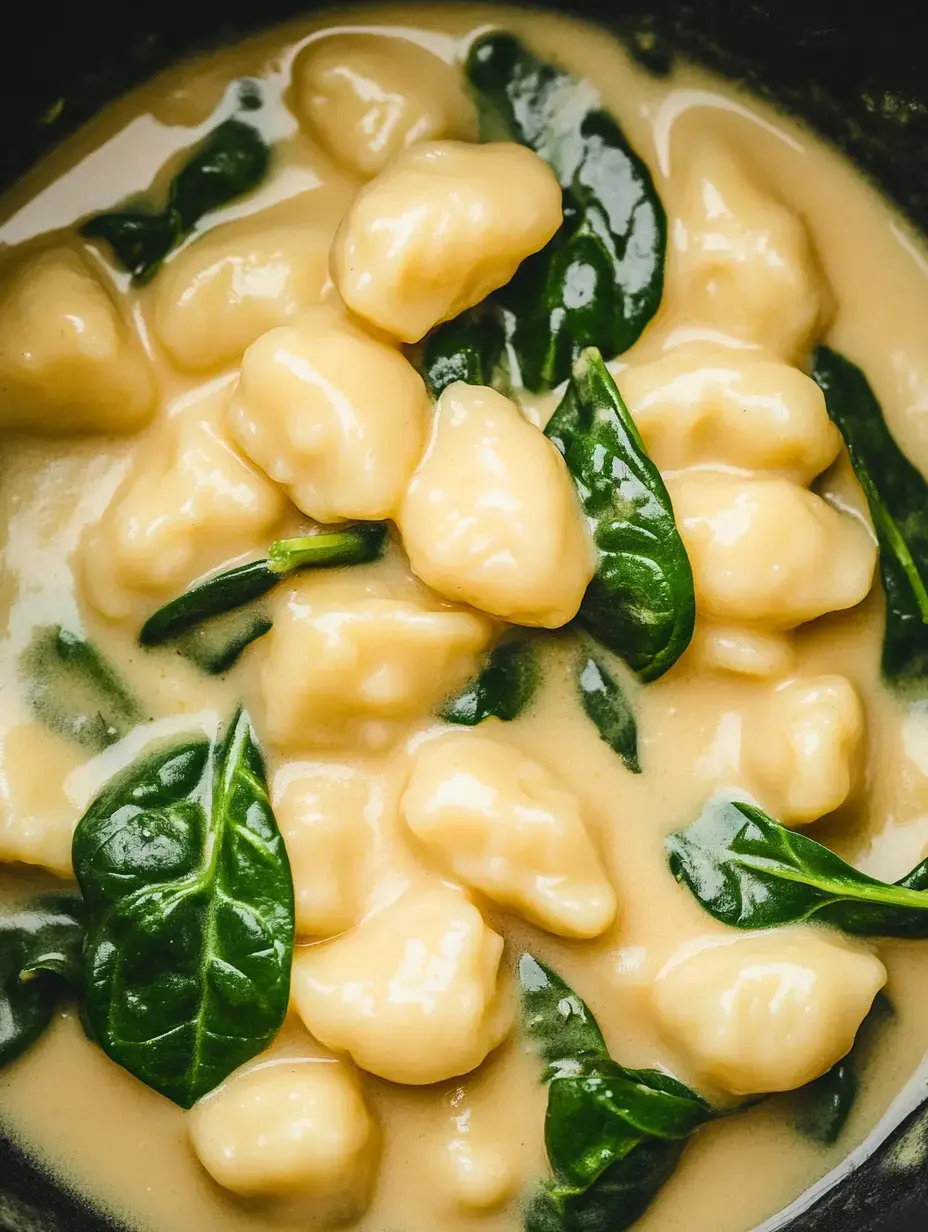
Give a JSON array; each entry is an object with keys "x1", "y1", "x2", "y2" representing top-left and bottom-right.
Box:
[{"x1": 1, "y1": 6, "x2": 928, "y2": 1232}]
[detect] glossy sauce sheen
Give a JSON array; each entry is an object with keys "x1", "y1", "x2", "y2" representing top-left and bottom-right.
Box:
[{"x1": 1, "y1": 6, "x2": 928, "y2": 1232}]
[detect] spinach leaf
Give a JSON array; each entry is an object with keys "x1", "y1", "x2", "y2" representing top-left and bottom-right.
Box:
[
  {"x1": 577, "y1": 650, "x2": 640, "y2": 773},
  {"x1": 140, "y1": 524, "x2": 387, "y2": 650},
  {"x1": 794, "y1": 994, "x2": 893, "y2": 1146},
  {"x1": 0, "y1": 895, "x2": 84, "y2": 1069},
  {"x1": 72, "y1": 709, "x2": 294, "y2": 1108},
  {"x1": 172, "y1": 607, "x2": 273, "y2": 676},
  {"x1": 22, "y1": 626, "x2": 143, "y2": 751},
  {"x1": 667, "y1": 797, "x2": 928, "y2": 937},
  {"x1": 813, "y1": 347, "x2": 928, "y2": 687},
  {"x1": 424, "y1": 32, "x2": 666, "y2": 395},
  {"x1": 82, "y1": 119, "x2": 269, "y2": 284},
  {"x1": 518, "y1": 954, "x2": 716, "y2": 1232},
  {"x1": 422, "y1": 308, "x2": 506, "y2": 400},
  {"x1": 546, "y1": 349, "x2": 695, "y2": 680},
  {"x1": 440, "y1": 640, "x2": 540, "y2": 725}
]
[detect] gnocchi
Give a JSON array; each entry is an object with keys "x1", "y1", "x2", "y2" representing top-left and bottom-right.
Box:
[
  {"x1": 398, "y1": 382, "x2": 595, "y2": 627},
  {"x1": 402, "y1": 734, "x2": 616, "y2": 938},
  {"x1": 330, "y1": 140, "x2": 562, "y2": 342},
  {"x1": 0, "y1": 723, "x2": 83, "y2": 878},
  {"x1": 291, "y1": 884, "x2": 513, "y2": 1085}
]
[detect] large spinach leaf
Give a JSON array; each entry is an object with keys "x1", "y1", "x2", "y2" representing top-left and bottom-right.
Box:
[
  {"x1": 0, "y1": 895, "x2": 84, "y2": 1068},
  {"x1": 440, "y1": 639, "x2": 540, "y2": 725},
  {"x1": 813, "y1": 347, "x2": 928, "y2": 687},
  {"x1": 667, "y1": 796, "x2": 928, "y2": 937},
  {"x1": 72, "y1": 709, "x2": 294, "y2": 1108},
  {"x1": 423, "y1": 32, "x2": 666, "y2": 396},
  {"x1": 518, "y1": 954, "x2": 715, "y2": 1232},
  {"x1": 22, "y1": 626, "x2": 143, "y2": 751},
  {"x1": 82, "y1": 118, "x2": 270, "y2": 284},
  {"x1": 576, "y1": 650, "x2": 640, "y2": 773},
  {"x1": 546, "y1": 349, "x2": 694, "y2": 680}
]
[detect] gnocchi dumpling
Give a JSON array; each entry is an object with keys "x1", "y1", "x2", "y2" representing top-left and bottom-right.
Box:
[
  {"x1": 331, "y1": 140, "x2": 562, "y2": 342},
  {"x1": 228, "y1": 306, "x2": 430, "y2": 523},
  {"x1": 0, "y1": 722, "x2": 84, "y2": 878},
  {"x1": 402, "y1": 734, "x2": 616, "y2": 938},
  {"x1": 748, "y1": 676, "x2": 864, "y2": 825},
  {"x1": 273, "y1": 762, "x2": 374, "y2": 938},
  {"x1": 438, "y1": 1136, "x2": 515, "y2": 1212},
  {"x1": 291, "y1": 884, "x2": 513, "y2": 1085},
  {"x1": 153, "y1": 207, "x2": 349, "y2": 372},
  {"x1": 653, "y1": 930, "x2": 886, "y2": 1095},
  {"x1": 189, "y1": 1059, "x2": 378, "y2": 1205},
  {"x1": 0, "y1": 247, "x2": 155, "y2": 434},
  {"x1": 399, "y1": 383, "x2": 595, "y2": 627},
  {"x1": 692, "y1": 623, "x2": 794, "y2": 680},
  {"x1": 618, "y1": 352, "x2": 841, "y2": 484},
  {"x1": 292, "y1": 33, "x2": 476, "y2": 177},
  {"x1": 668, "y1": 137, "x2": 828, "y2": 359},
  {"x1": 667, "y1": 472, "x2": 876, "y2": 628},
  {"x1": 82, "y1": 381, "x2": 286, "y2": 621},
  {"x1": 261, "y1": 573, "x2": 494, "y2": 750}
]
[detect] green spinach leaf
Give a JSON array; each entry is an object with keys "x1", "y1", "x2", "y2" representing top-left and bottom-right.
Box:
[
  {"x1": 546, "y1": 349, "x2": 695, "y2": 680},
  {"x1": 518, "y1": 954, "x2": 716, "y2": 1232},
  {"x1": 440, "y1": 640, "x2": 540, "y2": 725},
  {"x1": 813, "y1": 346, "x2": 928, "y2": 687},
  {"x1": 424, "y1": 32, "x2": 666, "y2": 395},
  {"x1": 172, "y1": 607, "x2": 274, "y2": 676},
  {"x1": 667, "y1": 797, "x2": 928, "y2": 937},
  {"x1": 0, "y1": 895, "x2": 84, "y2": 1069},
  {"x1": 140, "y1": 524, "x2": 387, "y2": 650},
  {"x1": 82, "y1": 119, "x2": 270, "y2": 284},
  {"x1": 22, "y1": 626, "x2": 143, "y2": 751},
  {"x1": 577, "y1": 650, "x2": 640, "y2": 773},
  {"x1": 72, "y1": 708, "x2": 294, "y2": 1108}
]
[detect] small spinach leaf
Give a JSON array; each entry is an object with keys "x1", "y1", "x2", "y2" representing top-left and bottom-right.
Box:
[
  {"x1": 440, "y1": 640, "x2": 540, "y2": 725},
  {"x1": 577, "y1": 650, "x2": 640, "y2": 773},
  {"x1": 546, "y1": 349, "x2": 695, "y2": 680},
  {"x1": 172, "y1": 607, "x2": 273, "y2": 676},
  {"x1": 519, "y1": 954, "x2": 716, "y2": 1232},
  {"x1": 0, "y1": 895, "x2": 85, "y2": 1069},
  {"x1": 813, "y1": 346, "x2": 928, "y2": 687},
  {"x1": 667, "y1": 797, "x2": 928, "y2": 937},
  {"x1": 140, "y1": 524, "x2": 387, "y2": 651},
  {"x1": 82, "y1": 119, "x2": 270, "y2": 284},
  {"x1": 22, "y1": 627, "x2": 143, "y2": 751},
  {"x1": 424, "y1": 32, "x2": 666, "y2": 395},
  {"x1": 422, "y1": 308, "x2": 507, "y2": 399},
  {"x1": 72, "y1": 709, "x2": 294, "y2": 1108}
]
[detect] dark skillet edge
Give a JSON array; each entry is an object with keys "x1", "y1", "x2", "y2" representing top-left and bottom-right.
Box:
[{"x1": 3, "y1": 1, "x2": 928, "y2": 1230}]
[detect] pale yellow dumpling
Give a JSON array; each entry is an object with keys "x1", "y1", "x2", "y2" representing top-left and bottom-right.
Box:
[
  {"x1": 402, "y1": 734, "x2": 616, "y2": 938},
  {"x1": 618, "y1": 351, "x2": 841, "y2": 484},
  {"x1": 261, "y1": 573, "x2": 494, "y2": 750},
  {"x1": 667, "y1": 472, "x2": 876, "y2": 629},
  {"x1": 0, "y1": 723, "x2": 84, "y2": 878},
  {"x1": 398, "y1": 383, "x2": 595, "y2": 627},
  {"x1": 292, "y1": 33, "x2": 476, "y2": 178},
  {"x1": 436, "y1": 1136, "x2": 515, "y2": 1212},
  {"x1": 228, "y1": 306, "x2": 430, "y2": 523},
  {"x1": 668, "y1": 136, "x2": 827, "y2": 360},
  {"x1": 653, "y1": 930, "x2": 886, "y2": 1096},
  {"x1": 189, "y1": 1059, "x2": 378, "y2": 1205},
  {"x1": 82, "y1": 382, "x2": 286, "y2": 621},
  {"x1": 273, "y1": 762, "x2": 374, "y2": 938},
  {"x1": 331, "y1": 140, "x2": 562, "y2": 342},
  {"x1": 291, "y1": 884, "x2": 513, "y2": 1085},
  {"x1": 748, "y1": 676, "x2": 864, "y2": 825},
  {"x1": 691, "y1": 623, "x2": 794, "y2": 680},
  {"x1": 0, "y1": 247, "x2": 154, "y2": 434},
  {"x1": 153, "y1": 205, "x2": 350, "y2": 372}
]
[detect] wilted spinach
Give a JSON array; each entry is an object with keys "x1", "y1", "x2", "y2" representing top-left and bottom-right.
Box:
[
  {"x1": 170, "y1": 607, "x2": 274, "y2": 676},
  {"x1": 424, "y1": 33, "x2": 665, "y2": 396},
  {"x1": 576, "y1": 650, "x2": 640, "y2": 773},
  {"x1": 82, "y1": 118, "x2": 269, "y2": 283},
  {"x1": 0, "y1": 895, "x2": 84, "y2": 1069},
  {"x1": 519, "y1": 953, "x2": 716, "y2": 1232},
  {"x1": 813, "y1": 347, "x2": 928, "y2": 688},
  {"x1": 139, "y1": 524, "x2": 387, "y2": 656},
  {"x1": 22, "y1": 626, "x2": 143, "y2": 751},
  {"x1": 667, "y1": 797, "x2": 928, "y2": 937},
  {"x1": 546, "y1": 349, "x2": 694, "y2": 680},
  {"x1": 440, "y1": 639, "x2": 540, "y2": 725},
  {"x1": 72, "y1": 708, "x2": 294, "y2": 1108}
]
